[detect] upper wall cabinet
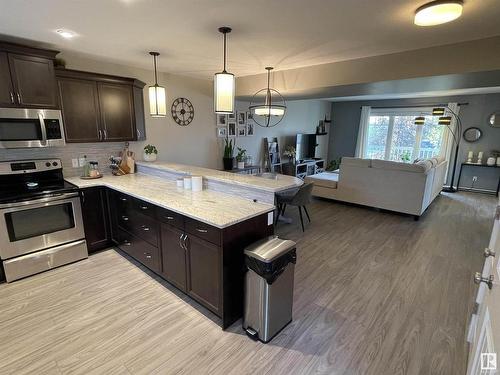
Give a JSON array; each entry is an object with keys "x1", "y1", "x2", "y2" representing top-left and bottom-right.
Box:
[
  {"x1": 0, "y1": 42, "x2": 59, "y2": 108},
  {"x1": 56, "y1": 69, "x2": 146, "y2": 143}
]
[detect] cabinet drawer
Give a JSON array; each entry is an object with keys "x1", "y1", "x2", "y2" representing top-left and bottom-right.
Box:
[
  {"x1": 118, "y1": 211, "x2": 159, "y2": 247},
  {"x1": 114, "y1": 227, "x2": 160, "y2": 273},
  {"x1": 132, "y1": 198, "x2": 155, "y2": 218},
  {"x1": 156, "y1": 207, "x2": 184, "y2": 230},
  {"x1": 185, "y1": 218, "x2": 221, "y2": 246}
]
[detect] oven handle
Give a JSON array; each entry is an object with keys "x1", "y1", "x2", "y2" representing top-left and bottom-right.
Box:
[
  {"x1": 38, "y1": 112, "x2": 48, "y2": 147},
  {"x1": 0, "y1": 192, "x2": 79, "y2": 209}
]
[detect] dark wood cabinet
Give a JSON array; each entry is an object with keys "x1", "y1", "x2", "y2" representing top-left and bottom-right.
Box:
[
  {"x1": 8, "y1": 53, "x2": 58, "y2": 108},
  {"x1": 160, "y1": 224, "x2": 188, "y2": 292},
  {"x1": 98, "y1": 83, "x2": 135, "y2": 141},
  {"x1": 0, "y1": 42, "x2": 59, "y2": 109},
  {"x1": 107, "y1": 189, "x2": 273, "y2": 329},
  {"x1": 56, "y1": 69, "x2": 146, "y2": 143},
  {"x1": 81, "y1": 187, "x2": 110, "y2": 253},
  {"x1": 0, "y1": 52, "x2": 14, "y2": 107},
  {"x1": 58, "y1": 78, "x2": 101, "y2": 142},
  {"x1": 187, "y1": 234, "x2": 222, "y2": 314}
]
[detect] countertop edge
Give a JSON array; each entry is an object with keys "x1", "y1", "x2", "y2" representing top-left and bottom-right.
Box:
[{"x1": 67, "y1": 178, "x2": 275, "y2": 229}]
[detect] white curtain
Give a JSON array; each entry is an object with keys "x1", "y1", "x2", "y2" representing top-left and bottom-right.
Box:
[
  {"x1": 440, "y1": 102, "x2": 460, "y2": 185},
  {"x1": 355, "y1": 106, "x2": 371, "y2": 158}
]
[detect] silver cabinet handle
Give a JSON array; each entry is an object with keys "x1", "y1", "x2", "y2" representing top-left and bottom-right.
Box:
[
  {"x1": 144, "y1": 252, "x2": 152, "y2": 259},
  {"x1": 474, "y1": 272, "x2": 494, "y2": 289},
  {"x1": 9, "y1": 92, "x2": 14, "y2": 104},
  {"x1": 164, "y1": 216, "x2": 174, "y2": 220},
  {"x1": 182, "y1": 234, "x2": 188, "y2": 250},
  {"x1": 484, "y1": 248, "x2": 496, "y2": 258},
  {"x1": 81, "y1": 191, "x2": 85, "y2": 205},
  {"x1": 179, "y1": 233, "x2": 185, "y2": 250},
  {"x1": 98, "y1": 130, "x2": 102, "y2": 141},
  {"x1": 140, "y1": 205, "x2": 149, "y2": 210},
  {"x1": 119, "y1": 197, "x2": 127, "y2": 202},
  {"x1": 141, "y1": 225, "x2": 150, "y2": 231},
  {"x1": 123, "y1": 240, "x2": 131, "y2": 246},
  {"x1": 121, "y1": 215, "x2": 129, "y2": 221},
  {"x1": 16, "y1": 92, "x2": 21, "y2": 104},
  {"x1": 137, "y1": 129, "x2": 141, "y2": 139},
  {"x1": 103, "y1": 129, "x2": 108, "y2": 140},
  {"x1": 196, "y1": 228, "x2": 208, "y2": 233}
]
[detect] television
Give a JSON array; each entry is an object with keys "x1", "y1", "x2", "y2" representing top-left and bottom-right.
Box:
[{"x1": 295, "y1": 133, "x2": 317, "y2": 161}]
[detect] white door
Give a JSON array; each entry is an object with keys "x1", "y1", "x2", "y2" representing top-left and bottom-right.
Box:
[{"x1": 468, "y1": 206, "x2": 500, "y2": 375}]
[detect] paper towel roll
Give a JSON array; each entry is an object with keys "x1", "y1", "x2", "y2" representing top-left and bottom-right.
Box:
[{"x1": 183, "y1": 176, "x2": 192, "y2": 190}]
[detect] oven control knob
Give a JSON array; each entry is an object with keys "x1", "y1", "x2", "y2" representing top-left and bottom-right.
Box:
[
  {"x1": 52, "y1": 162, "x2": 58, "y2": 167},
  {"x1": 45, "y1": 162, "x2": 51, "y2": 167}
]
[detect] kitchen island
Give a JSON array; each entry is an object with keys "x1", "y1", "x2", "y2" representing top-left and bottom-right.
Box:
[{"x1": 66, "y1": 172, "x2": 276, "y2": 329}]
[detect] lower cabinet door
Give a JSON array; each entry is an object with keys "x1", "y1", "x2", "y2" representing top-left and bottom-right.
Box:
[
  {"x1": 187, "y1": 234, "x2": 222, "y2": 315},
  {"x1": 160, "y1": 224, "x2": 187, "y2": 292},
  {"x1": 81, "y1": 187, "x2": 110, "y2": 253}
]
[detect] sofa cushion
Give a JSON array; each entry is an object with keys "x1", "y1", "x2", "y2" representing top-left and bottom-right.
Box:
[
  {"x1": 371, "y1": 159, "x2": 430, "y2": 173},
  {"x1": 305, "y1": 172, "x2": 338, "y2": 189},
  {"x1": 341, "y1": 157, "x2": 371, "y2": 168}
]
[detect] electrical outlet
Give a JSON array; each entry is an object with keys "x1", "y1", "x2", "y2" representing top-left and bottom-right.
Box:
[
  {"x1": 78, "y1": 157, "x2": 86, "y2": 167},
  {"x1": 472, "y1": 176, "x2": 478, "y2": 182},
  {"x1": 71, "y1": 158, "x2": 79, "y2": 168}
]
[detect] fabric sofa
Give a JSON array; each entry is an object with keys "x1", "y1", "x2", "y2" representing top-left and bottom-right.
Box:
[{"x1": 305, "y1": 157, "x2": 448, "y2": 218}]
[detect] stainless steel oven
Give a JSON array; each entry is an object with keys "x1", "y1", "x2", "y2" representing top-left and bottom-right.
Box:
[
  {"x1": 0, "y1": 108, "x2": 65, "y2": 148},
  {"x1": 0, "y1": 192, "x2": 87, "y2": 282}
]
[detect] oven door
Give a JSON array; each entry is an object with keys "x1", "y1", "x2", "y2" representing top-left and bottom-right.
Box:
[
  {"x1": 0, "y1": 108, "x2": 65, "y2": 148},
  {"x1": 0, "y1": 192, "x2": 84, "y2": 259}
]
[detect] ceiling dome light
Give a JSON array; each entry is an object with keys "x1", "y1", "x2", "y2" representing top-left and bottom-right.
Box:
[
  {"x1": 414, "y1": 0, "x2": 463, "y2": 26},
  {"x1": 55, "y1": 29, "x2": 77, "y2": 39}
]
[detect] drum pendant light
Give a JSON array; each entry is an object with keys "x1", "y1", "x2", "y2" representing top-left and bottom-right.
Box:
[
  {"x1": 148, "y1": 52, "x2": 166, "y2": 117},
  {"x1": 214, "y1": 27, "x2": 235, "y2": 114},
  {"x1": 249, "y1": 67, "x2": 286, "y2": 128}
]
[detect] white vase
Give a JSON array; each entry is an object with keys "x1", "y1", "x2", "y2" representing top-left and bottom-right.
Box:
[
  {"x1": 237, "y1": 161, "x2": 245, "y2": 169},
  {"x1": 487, "y1": 157, "x2": 496, "y2": 166},
  {"x1": 143, "y1": 152, "x2": 157, "y2": 162}
]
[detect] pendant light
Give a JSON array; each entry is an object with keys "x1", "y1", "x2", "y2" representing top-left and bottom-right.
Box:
[
  {"x1": 214, "y1": 27, "x2": 235, "y2": 114},
  {"x1": 249, "y1": 67, "x2": 286, "y2": 128},
  {"x1": 148, "y1": 51, "x2": 166, "y2": 117}
]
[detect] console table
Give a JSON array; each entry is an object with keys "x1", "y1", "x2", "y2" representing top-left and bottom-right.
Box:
[{"x1": 457, "y1": 163, "x2": 500, "y2": 197}]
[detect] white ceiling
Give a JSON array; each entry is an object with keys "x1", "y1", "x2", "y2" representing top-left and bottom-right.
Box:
[{"x1": 1, "y1": 0, "x2": 499, "y2": 80}]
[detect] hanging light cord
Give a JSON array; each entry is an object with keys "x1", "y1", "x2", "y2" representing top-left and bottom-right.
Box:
[
  {"x1": 153, "y1": 54, "x2": 158, "y2": 85},
  {"x1": 223, "y1": 31, "x2": 227, "y2": 73}
]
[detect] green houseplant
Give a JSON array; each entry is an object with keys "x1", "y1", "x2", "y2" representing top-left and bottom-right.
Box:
[
  {"x1": 223, "y1": 137, "x2": 234, "y2": 170},
  {"x1": 143, "y1": 144, "x2": 158, "y2": 162},
  {"x1": 236, "y1": 147, "x2": 247, "y2": 169}
]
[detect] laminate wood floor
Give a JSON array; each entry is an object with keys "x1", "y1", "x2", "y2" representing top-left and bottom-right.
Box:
[{"x1": 0, "y1": 192, "x2": 496, "y2": 375}]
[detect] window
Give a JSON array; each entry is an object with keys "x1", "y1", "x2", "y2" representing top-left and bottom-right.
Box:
[{"x1": 364, "y1": 108, "x2": 445, "y2": 162}]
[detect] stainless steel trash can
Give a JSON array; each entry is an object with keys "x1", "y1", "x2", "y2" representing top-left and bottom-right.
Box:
[{"x1": 243, "y1": 236, "x2": 297, "y2": 343}]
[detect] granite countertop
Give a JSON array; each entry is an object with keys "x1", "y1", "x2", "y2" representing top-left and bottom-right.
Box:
[
  {"x1": 135, "y1": 161, "x2": 303, "y2": 192},
  {"x1": 66, "y1": 173, "x2": 274, "y2": 229}
]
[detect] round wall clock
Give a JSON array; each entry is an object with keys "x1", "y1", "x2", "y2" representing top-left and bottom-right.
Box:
[{"x1": 171, "y1": 97, "x2": 194, "y2": 126}]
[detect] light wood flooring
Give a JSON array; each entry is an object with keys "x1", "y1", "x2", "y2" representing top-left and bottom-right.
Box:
[{"x1": 0, "y1": 192, "x2": 496, "y2": 375}]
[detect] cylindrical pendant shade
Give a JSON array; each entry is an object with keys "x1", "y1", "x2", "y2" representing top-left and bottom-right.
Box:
[
  {"x1": 149, "y1": 84, "x2": 166, "y2": 117},
  {"x1": 214, "y1": 72, "x2": 235, "y2": 114}
]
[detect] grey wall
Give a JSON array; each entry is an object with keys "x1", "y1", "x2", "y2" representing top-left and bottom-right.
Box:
[{"x1": 328, "y1": 93, "x2": 500, "y2": 191}]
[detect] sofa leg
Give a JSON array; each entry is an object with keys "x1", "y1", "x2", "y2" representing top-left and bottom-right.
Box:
[{"x1": 414, "y1": 215, "x2": 420, "y2": 221}]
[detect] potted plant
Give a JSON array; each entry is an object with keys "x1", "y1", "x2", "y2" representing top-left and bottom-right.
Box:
[
  {"x1": 283, "y1": 145, "x2": 296, "y2": 164},
  {"x1": 143, "y1": 144, "x2": 158, "y2": 162},
  {"x1": 223, "y1": 137, "x2": 234, "y2": 170},
  {"x1": 236, "y1": 147, "x2": 247, "y2": 169}
]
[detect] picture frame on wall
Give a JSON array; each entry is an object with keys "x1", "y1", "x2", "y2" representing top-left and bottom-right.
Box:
[
  {"x1": 237, "y1": 126, "x2": 246, "y2": 137},
  {"x1": 216, "y1": 114, "x2": 227, "y2": 126},
  {"x1": 228, "y1": 112, "x2": 236, "y2": 121},
  {"x1": 246, "y1": 111, "x2": 253, "y2": 122},
  {"x1": 228, "y1": 122, "x2": 236, "y2": 137},
  {"x1": 217, "y1": 126, "x2": 227, "y2": 138},
  {"x1": 238, "y1": 111, "x2": 246, "y2": 125},
  {"x1": 246, "y1": 122, "x2": 254, "y2": 136}
]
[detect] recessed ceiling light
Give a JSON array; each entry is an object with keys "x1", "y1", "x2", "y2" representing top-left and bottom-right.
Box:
[
  {"x1": 55, "y1": 29, "x2": 77, "y2": 39},
  {"x1": 414, "y1": 0, "x2": 463, "y2": 26}
]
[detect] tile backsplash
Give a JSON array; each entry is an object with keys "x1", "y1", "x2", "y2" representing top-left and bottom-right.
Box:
[{"x1": 0, "y1": 142, "x2": 127, "y2": 177}]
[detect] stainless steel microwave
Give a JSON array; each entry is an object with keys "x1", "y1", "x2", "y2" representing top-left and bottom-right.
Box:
[{"x1": 0, "y1": 108, "x2": 65, "y2": 148}]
